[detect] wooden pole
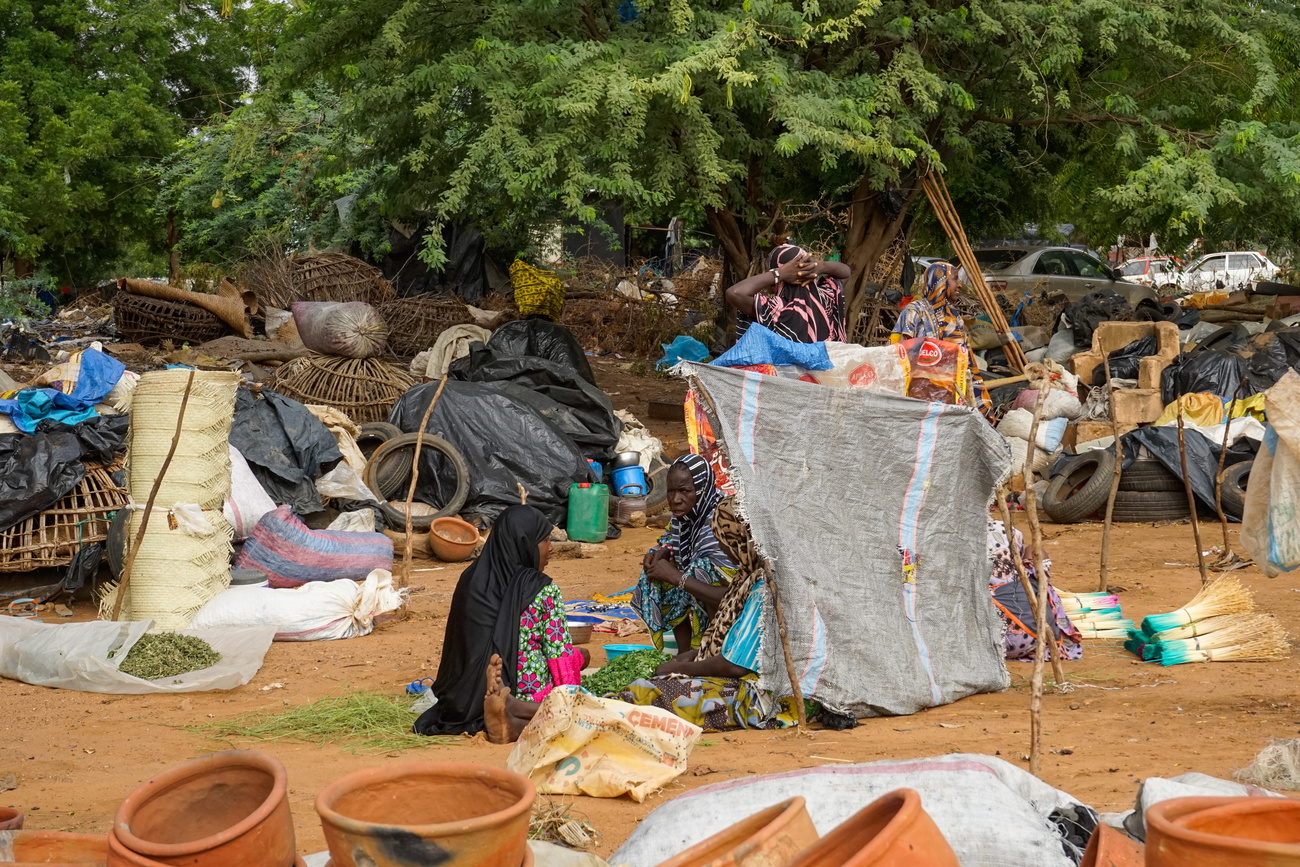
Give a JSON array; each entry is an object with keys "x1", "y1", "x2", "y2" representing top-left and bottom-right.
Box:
[
  {"x1": 921, "y1": 172, "x2": 1027, "y2": 371},
  {"x1": 1099, "y1": 360, "x2": 1125, "y2": 592},
  {"x1": 1023, "y1": 371, "x2": 1053, "y2": 777},
  {"x1": 763, "y1": 560, "x2": 808, "y2": 729},
  {"x1": 996, "y1": 487, "x2": 1065, "y2": 686},
  {"x1": 111, "y1": 371, "x2": 196, "y2": 622},
  {"x1": 1214, "y1": 380, "x2": 1246, "y2": 556},
  {"x1": 1175, "y1": 408, "x2": 1211, "y2": 586},
  {"x1": 401, "y1": 376, "x2": 450, "y2": 586}
]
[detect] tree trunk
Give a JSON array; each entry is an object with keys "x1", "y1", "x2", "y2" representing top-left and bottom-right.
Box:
[
  {"x1": 165, "y1": 210, "x2": 181, "y2": 286},
  {"x1": 14, "y1": 257, "x2": 35, "y2": 279},
  {"x1": 842, "y1": 175, "x2": 923, "y2": 332}
]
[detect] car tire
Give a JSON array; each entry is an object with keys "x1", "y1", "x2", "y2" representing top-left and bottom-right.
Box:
[
  {"x1": 1119, "y1": 459, "x2": 1183, "y2": 493},
  {"x1": 1254, "y1": 281, "x2": 1300, "y2": 296},
  {"x1": 355, "y1": 421, "x2": 404, "y2": 461},
  {"x1": 1219, "y1": 460, "x2": 1251, "y2": 520},
  {"x1": 1111, "y1": 489, "x2": 1191, "y2": 523},
  {"x1": 1043, "y1": 451, "x2": 1117, "y2": 524},
  {"x1": 363, "y1": 433, "x2": 471, "y2": 530},
  {"x1": 644, "y1": 455, "x2": 672, "y2": 515}
]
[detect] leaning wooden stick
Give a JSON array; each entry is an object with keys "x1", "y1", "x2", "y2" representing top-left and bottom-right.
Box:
[
  {"x1": 1099, "y1": 359, "x2": 1126, "y2": 592},
  {"x1": 1213, "y1": 380, "x2": 1246, "y2": 556},
  {"x1": 1022, "y1": 369, "x2": 1054, "y2": 777},
  {"x1": 1175, "y1": 407, "x2": 1211, "y2": 586},
  {"x1": 997, "y1": 486, "x2": 1065, "y2": 687},
  {"x1": 763, "y1": 560, "x2": 808, "y2": 729},
  {"x1": 401, "y1": 375, "x2": 450, "y2": 586},
  {"x1": 112, "y1": 370, "x2": 196, "y2": 622}
]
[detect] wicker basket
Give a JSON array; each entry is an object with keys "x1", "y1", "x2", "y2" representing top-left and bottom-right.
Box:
[
  {"x1": 0, "y1": 462, "x2": 130, "y2": 572},
  {"x1": 113, "y1": 291, "x2": 228, "y2": 345},
  {"x1": 270, "y1": 354, "x2": 415, "y2": 424},
  {"x1": 377, "y1": 296, "x2": 475, "y2": 358},
  {"x1": 249, "y1": 253, "x2": 397, "y2": 310}
]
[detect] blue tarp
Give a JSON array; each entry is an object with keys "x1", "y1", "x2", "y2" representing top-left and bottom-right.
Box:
[
  {"x1": 0, "y1": 348, "x2": 124, "y2": 433},
  {"x1": 710, "y1": 323, "x2": 833, "y2": 370}
]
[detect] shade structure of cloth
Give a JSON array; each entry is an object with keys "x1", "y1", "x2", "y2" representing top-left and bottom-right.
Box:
[
  {"x1": 987, "y1": 520, "x2": 1082, "y2": 662},
  {"x1": 413, "y1": 505, "x2": 556, "y2": 736},
  {"x1": 680, "y1": 362, "x2": 1012, "y2": 717}
]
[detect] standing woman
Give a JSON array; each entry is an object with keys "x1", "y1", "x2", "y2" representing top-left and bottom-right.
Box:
[
  {"x1": 413, "y1": 505, "x2": 587, "y2": 740},
  {"x1": 631, "y1": 455, "x2": 735, "y2": 652},
  {"x1": 725, "y1": 244, "x2": 852, "y2": 343}
]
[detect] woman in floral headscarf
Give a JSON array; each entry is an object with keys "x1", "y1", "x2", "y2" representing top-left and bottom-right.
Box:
[
  {"x1": 631, "y1": 454, "x2": 736, "y2": 651},
  {"x1": 894, "y1": 261, "x2": 993, "y2": 416}
]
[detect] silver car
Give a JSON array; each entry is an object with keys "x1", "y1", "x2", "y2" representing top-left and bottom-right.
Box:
[
  {"x1": 1176, "y1": 251, "x2": 1280, "y2": 294},
  {"x1": 970, "y1": 246, "x2": 1159, "y2": 308}
]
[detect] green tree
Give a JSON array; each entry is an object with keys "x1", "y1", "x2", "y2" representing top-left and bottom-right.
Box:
[
  {"x1": 0, "y1": 0, "x2": 274, "y2": 284},
  {"x1": 287, "y1": 0, "x2": 1300, "y2": 317}
]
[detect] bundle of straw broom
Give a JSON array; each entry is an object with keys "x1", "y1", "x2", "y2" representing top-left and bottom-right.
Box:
[
  {"x1": 1127, "y1": 577, "x2": 1291, "y2": 666},
  {"x1": 1060, "y1": 591, "x2": 1132, "y2": 638}
]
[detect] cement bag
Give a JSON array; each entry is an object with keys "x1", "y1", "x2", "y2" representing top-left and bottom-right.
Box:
[
  {"x1": 1242, "y1": 371, "x2": 1300, "y2": 576},
  {"x1": 224, "y1": 445, "x2": 277, "y2": 540},
  {"x1": 291, "y1": 301, "x2": 388, "y2": 358},
  {"x1": 506, "y1": 686, "x2": 701, "y2": 802},
  {"x1": 612, "y1": 754, "x2": 1091, "y2": 867},
  {"x1": 190, "y1": 569, "x2": 406, "y2": 640},
  {"x1": 998, "y1": 410, "x2": 1069, "y2": 452},
  {"x1": 0, "y1": 617, "x2": 275, "y2": 694}
]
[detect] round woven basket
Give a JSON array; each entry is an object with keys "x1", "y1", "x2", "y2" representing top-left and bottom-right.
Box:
[
  {"x1": 249, "y1": 253, "x2": 396, "y2": 310},
  {"x1": 377, "y1": 296, "x2": 475, "y2": 358},
  {"x1": 0, "y1": 461, "x2": 129, "y2": 572},
  {"x1": 270, "y1": 354, "x2": 415, "y2": 424},
  {"x1": 114, "y1": 292, "x2": 228, "y2": 345}
]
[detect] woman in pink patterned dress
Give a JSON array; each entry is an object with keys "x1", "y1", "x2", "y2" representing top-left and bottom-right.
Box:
[{"x1": 725, "y1": 244, "x2": 852, "y2": 343}]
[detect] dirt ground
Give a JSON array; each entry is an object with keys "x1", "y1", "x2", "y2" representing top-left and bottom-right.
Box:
[{"x1": 3, "y1": 358, "x2": 1299, "y2": 858}]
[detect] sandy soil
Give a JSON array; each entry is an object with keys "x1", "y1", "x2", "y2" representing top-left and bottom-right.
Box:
[{"x1": 3, "y1": 360, "x2": 1298, "y2": 858}]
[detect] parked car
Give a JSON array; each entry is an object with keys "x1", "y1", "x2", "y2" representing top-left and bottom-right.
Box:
[
  {"x1": 966, "y1": 246, "x2": 1159, "y2": 308},
  {"x1": 1176, "y1": 251, "x2": 1280, "y2": 294},
  {"x1": 1119, "y1": 256, "x2": 1182, "y2": 292}
]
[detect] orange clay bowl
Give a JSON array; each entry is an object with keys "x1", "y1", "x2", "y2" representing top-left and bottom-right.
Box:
[
  {"x1": 5, "y1": 829, "x2": 108, "y2": 865},
  {"x1": 429, "y1": 517, "x2": 480, "y2": 562},
  {"x1": 1145, "y1": 795, "x2": 1300, "y2": 866},
  {"x1": 659, "y1": 797, "x2": 818, "y2": 867},
  {"x1": 786, "y1": 788, "x2": 958, "y2": 867}
]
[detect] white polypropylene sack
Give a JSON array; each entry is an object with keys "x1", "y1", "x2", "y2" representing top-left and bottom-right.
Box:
[
  {"x1": 1243, "y1": 371, "x2": 1300, "y2": 577},
  {"x1": 1120, "y1": 772, "x2": 1284, "y2": 840},
  {"x1": 224, "y1": 445, "x2": 277, "y2": 539},
  {"x1": 189, "y1": 568, "x2": 406, "y2": 641},
  {"x1": 612, "y1": 754, "x2": 1089, "y2": 867},
  {"x1": 327, "y1": 510, "x2": 378, "y2": 533},
  {"x1": 998, "y1": 410, "x2": 1069, "y2": 451},
  {"x1": 315, "y1": 463, "x2": 378, "y2": 503},
  {"x1": 1004, "y1": 435, "x2": 1056, "y2": 474},
  {"x1": 613, "y1": 411, "x2": 664, "y2": 472},
  {"x1": 0, "y1": 618, "x2": 275, "y2": 694}
]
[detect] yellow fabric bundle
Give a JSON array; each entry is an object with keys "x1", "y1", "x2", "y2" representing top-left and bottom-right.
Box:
[{"x1": 510, "y1": 259, "x2": 565, "y2": 320}]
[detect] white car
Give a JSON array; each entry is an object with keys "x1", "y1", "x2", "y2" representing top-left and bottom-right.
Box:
[{"x1": 1177, "y1": 251, "x2": 1279, "y2": 294}]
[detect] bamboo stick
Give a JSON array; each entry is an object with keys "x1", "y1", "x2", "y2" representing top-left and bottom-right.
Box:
[
  {"x1": 1023, "y1": 373, "x2": 1053, "y2": 777},
  {"x1": 1099, "y1": 359, "x2": 1125, "y2": 592},
  {"x1": 401, "y1": 376, "x2": 450, "y2": 589},
  {"x1": 764, "y1": 560, "x2": 808, "y2": 729},
  {"x1": 996, "y1": 487, "x2": 1065, "y2": 686},
  {"x1": 1214, "y1": 380, "x2": 1246, "y2": 555},
  {"x1": 1176, "y1": 409, "x2": 1211, "y2": 586},
  {"x1": 111, "y1": 370, "x2": 196, "y2": 622}
]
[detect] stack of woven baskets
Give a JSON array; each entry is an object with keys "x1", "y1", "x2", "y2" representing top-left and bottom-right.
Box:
[{"x1": 106, "y1": 370, "x2": 238, "y2": 629}]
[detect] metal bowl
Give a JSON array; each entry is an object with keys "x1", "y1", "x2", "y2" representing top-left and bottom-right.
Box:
[{"x1": 611, "y1": 451, "x2": 643, "y2": 470}]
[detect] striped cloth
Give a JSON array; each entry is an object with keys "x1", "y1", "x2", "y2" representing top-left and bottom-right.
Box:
[{"x1": 236, "y1": 505, "x2": 393, "y2": 588}]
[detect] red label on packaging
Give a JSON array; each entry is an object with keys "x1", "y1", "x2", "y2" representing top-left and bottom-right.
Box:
[
  {"x1": 917, "y1": 340, "x2": 943, "y2": 367},
  {"x1": 849, "y1": 364, "x2": 877, "y2": 386}
]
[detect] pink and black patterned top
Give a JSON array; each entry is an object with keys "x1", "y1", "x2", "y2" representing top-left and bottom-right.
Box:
[{"x1": 746, "y1": 277, "x2": 847, "y2": 344}]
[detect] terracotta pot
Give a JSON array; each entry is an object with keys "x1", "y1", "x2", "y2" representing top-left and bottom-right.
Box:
[
  {"x1": 658, "y1": 797, "x2": 819, "y2": 867},
  {"x1": 111, "y1": 750, "x2": 295, "y2": 867},
  {"x1": 1079, "y1": 823, "x2": 1144, "y2": 867},
  {"x1": 1146, "y1": 796, "x2": 1300, "y2": 866},
  {"x1": 786, "y1": 789, "x2": 958, "y2": 867},
  {"x1": 4, "y1": 830, "x2": 108, "y2": 865},
  {"x1": 429, "y1": 517, "x2": 480, "y2": 562},
  {"x1": 0, "y1": 805, "x2": 23, "y2": 830},
  {"x1": 315, "y1": 761, "x2": 534, "y2": 867}
]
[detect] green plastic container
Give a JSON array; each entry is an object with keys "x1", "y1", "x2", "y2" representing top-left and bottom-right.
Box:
[{"x1": 566, "y1": 482, "x2": 609, "y2": 543}]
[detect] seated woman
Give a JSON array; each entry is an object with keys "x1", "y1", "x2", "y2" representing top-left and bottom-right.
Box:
[
  {"x1": 893, "y1": 262, "x2": 993, "y2": 416},
  {"x1": 988, "y1": 519, "x2": 1082, "y2": 661},
  {"x1": 620, "y1": 497, "x2": 801, "y2": 731},
  {"x1": 631, "y1": 455, "x2": 735, "y2": 652},
  {"x1": 413, "y1": 504, "x2": 589, "y2": 743}
]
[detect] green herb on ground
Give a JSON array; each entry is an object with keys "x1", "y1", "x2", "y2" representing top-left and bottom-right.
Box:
[
  {"x1": 193, "y1": 692, "x2": 452, "y2": 753},
  {"x1": 581, "y1": 648, "x2": 670, "y2": 696},
  {"x1": 115, "y1": 633, "x2": 221, "y2": 680}
]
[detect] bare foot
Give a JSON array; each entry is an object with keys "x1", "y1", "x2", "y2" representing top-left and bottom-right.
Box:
[{"x1": 483, "y1": 654, "x2": 513, "y2": 744}]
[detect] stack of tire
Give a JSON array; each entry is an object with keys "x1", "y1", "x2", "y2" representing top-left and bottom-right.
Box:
[
  {"x1": 355, "y1": 422, "x2": 470, "y2": 532},
  {"x1": 1042, "y1": 453, "x2": 1186, "y2": 523}
]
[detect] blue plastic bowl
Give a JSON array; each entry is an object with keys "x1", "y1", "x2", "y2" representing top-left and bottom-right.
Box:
[{"x1": 603, "y1": 643, "x2": 654, "y2": 662}]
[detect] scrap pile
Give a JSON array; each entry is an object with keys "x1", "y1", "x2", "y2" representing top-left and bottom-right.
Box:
[{"x1": 1124, "y1": 577, "x2": 1290, "y2": 665}]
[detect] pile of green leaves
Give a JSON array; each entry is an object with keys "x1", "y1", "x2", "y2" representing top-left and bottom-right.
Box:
[
  {"x1": 196, "y1": 692, "x2": 451, "y2": 753},
  {"x1": 581, "y1": 649, "x2": 671, "y2": 697},
  {"x1": 115, "y1": 633, "x2": 221, "y2": 680}
]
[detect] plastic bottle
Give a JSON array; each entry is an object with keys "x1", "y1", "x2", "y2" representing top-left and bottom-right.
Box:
[{"x1": 566, "y1": 483, "x2": 610, "y2": 542}]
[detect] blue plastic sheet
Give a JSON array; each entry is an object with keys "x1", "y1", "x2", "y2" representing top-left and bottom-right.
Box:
[
  {"x1": 656, "y1": 335, "x2": 711, "y2": 370},
  {"x1": 0, "y1": 348, "x2": 124, "y2": 433},
  {"x1": 710, "y1": 323, "x2": 833, "y2": 370}
]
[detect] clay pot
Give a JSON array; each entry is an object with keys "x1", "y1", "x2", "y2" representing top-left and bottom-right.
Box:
[
  {"x1": 785, "y1": 789, "x2": 958, "y2": 867},
  {"x1": 429, "y1": 517, "x2": 480, "y2": 562},
  {"x1": 4, "y1": 830, "x2": 109, "y2": 865},
  {"x1": 658, "y1": 797, "x2": 819, "y2": 867},
  {"x1": 111, "y1": 750, "x2": 295, "y2": 867},
  {"x1": 1145, "y1": 796, "x2": 1300, "y2": 866},
  {"x1": 1079, "y1": 823, "x2": 1144, "y2": 867},
  {"x1": 315, "y1": 762, "x2": 534, "y2": 867},
  {"x1": 0, "y1": 805, "x2": 23, "y2": 830}
]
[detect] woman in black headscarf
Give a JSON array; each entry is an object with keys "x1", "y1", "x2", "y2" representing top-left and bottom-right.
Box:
[{"x1": 413, "y1": 504, "x2": 587, "y2": 742}]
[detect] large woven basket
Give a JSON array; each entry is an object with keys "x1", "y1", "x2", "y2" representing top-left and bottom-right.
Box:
[
  {"x1": 270, "y1": 354, "x2": 415, "y2": 424},
  {"x1": 249, "y1": 253, "x2": 396, "y2": 309},
  {"x1": 377, "y1": 296, "x2": 475, "y2": 357},
  {"x1": 127, "y1": 371, "x2": 239, "y2": 509},
  {"x1": 0, "y1": 461, "x2": 129, "y2": 573},
  {"x1": 113, "y1": 291, "x2": 228, "y2": 345}
]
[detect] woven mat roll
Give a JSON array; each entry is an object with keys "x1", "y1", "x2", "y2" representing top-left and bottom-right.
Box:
[{"x1": 127, "y1": 371, "x2": 239, "y2": 508}]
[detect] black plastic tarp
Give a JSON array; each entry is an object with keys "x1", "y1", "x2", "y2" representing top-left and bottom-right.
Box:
[
  {"x1": 388, "y1": 379, "x2": 590, "y2": 526},
  {"x1": 1238, "y1": 329, "x2": 1300, "y2": 394},
  {"x1": 230, "y1": 388, "x2": 342, "y2": 515},
  {"x1": 1119, "y1": 427, "x2": 1257, "y2": 519},
  {"x1": 1062, "y1": 289, "x2": 1133, "y2": 348},
  {"x1": 449, "y1": 346, "x2": 621, "y2": 462},
  {"x1": 35, "y1": 414, "x2": 129, "y2": 465},
  {"x1": 1096, "y1": 336, "x2": 1158, "y2": 383},
  {"x1": 486, "y1": 320, "x2": 595, "y2": 383},
  {"x1": 1160, "y1": 352, "x2": 1254, "y2": 404},
  {"x1": 0, "y1": 414, "x2": 130, "y2": 532}
]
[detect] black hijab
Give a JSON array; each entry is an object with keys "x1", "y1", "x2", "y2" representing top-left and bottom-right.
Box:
[{"x1": 413, "y1": 505, "x2": 554, "y2": 735}]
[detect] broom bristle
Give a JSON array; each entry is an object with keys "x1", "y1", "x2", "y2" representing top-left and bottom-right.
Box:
[
  {"x1": 1161, "y1": 634, "x2": 1292, "y2": 666},
  {"x1": 1143, "y1": 577, "x2": 1255, "y2": 634},
  {"x1": 1150, "y1": 613, "x2": 1248, "y2": 642}
]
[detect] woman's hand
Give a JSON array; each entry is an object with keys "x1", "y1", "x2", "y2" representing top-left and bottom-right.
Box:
[
  {"x1": 641, "y1": 547, "x2": 662, "y2": 571},
  {"x1": 775, "y1": 252, "x2": 810, "y2": 285},
  {"x1": 654, "y1": 649, "x2": 698, "y2": 676},
  {"x1": 647, "y1": 556, "x2": 683, "y2": 587}
]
